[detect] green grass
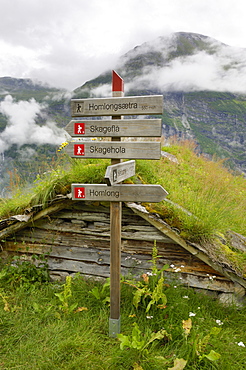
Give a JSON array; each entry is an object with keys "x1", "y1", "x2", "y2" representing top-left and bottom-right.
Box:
[
  {"x1": 1, "y1": 140, "x2": 245, "y2": 274},
  {"x1": 0, "y1": 265, "x2": 245, "y2": 370}
]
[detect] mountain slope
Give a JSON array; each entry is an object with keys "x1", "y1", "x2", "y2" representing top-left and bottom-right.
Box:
[
  {"x1": 74, "y1": 32, "x2": 246, "y2": 174},
  {"x1": 0, "y1": 32, "x2": 246, "y2": 198}
]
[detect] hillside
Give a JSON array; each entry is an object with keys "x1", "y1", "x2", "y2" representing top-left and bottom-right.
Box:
[
  {"x1": 74, "y1": 32, "x2": 246, "y2": 174},
  {"x1": 0, "y1": 32, "x2": 246, "y2": 197},
  {"x1": 0, "y1": 140, "x2": 246, "y2": 304}
]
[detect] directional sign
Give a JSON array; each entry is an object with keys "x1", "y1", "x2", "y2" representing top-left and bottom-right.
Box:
[
  {"x1": 65, "y1": 119, "x2": 162, "y2": 137},
  {"x1": 71, "y1": 95, "x2": 163, "y2": 117},
  {"x1": 72, "y1": 184, "x2": 168, "y2": 202},
  {"x1": 105, "y1": 160, "x2": 135, "y2": 185},
  {"x1": 64, "y1": 141, "x2": 161, "y2": 159}
]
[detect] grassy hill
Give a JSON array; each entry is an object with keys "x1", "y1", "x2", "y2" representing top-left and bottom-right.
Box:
[{"x1": 1, "y1": 139, "x2": 245, "y2": 276}]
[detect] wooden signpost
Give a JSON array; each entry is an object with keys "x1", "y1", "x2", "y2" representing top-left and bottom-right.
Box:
[{"x1": 62, "y1": 70, "x2": 166, "y2": 337}]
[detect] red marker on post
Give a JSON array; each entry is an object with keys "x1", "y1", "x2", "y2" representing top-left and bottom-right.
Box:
[{"x1": 112, "y1": 70, "x2": 124, "y2": 94}]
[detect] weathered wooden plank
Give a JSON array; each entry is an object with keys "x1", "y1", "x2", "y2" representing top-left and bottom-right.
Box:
[
  {"x1": 24, "y1": 218, "x2": 175, "y2": 242},
  {"x1": 65, "y1": 119, "x2": 162, "y2": 137},
  {"x1": 71, "y1": 95, "x2": 163, "y2": 117},
  {"x1": 105, "y1": 160, "x2": 136, "y2": 185},
  {"x1": 65, "y1": 141, "x2": 161, "y2": 160},
  {"x1": 0, "y1": 200, "x2": 72, "y2": 240},
  {"x1": 72, "y1": 184, "x2": 168, "y2": 202},
  {"x1": 3, "y1": 243, "x2": 238, "y2": 293},
  {"x1": 127, "y1": 203, "x2": 246, "y2": 290},
  {"x1": 53, "y1": 208, "x2": 150, "y2": 226},
  {"x1": 50, "y1": 211, "x2": 110, "y2": 222}
]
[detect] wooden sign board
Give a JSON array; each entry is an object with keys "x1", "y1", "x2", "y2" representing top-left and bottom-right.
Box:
[
  {"x1": 105, "y1": 160, "x2": 135, "y2": 185},
  {"x1": 72, "y1": 184, "x2": 168, "y2": 202},
  {"x1": 64, "y1": 141, "x2": 161, "y2": 159},
  {"x1": 65, "y1": 119, "x2": 162, "y2": 137},
  {"x1": 71, "y1": 95, "x2": 163, "y2": 117}
]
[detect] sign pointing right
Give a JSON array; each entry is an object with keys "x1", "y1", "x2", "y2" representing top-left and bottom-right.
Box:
[{"x1": 72, "y1": 184, "x2": 168, "y2": 202}]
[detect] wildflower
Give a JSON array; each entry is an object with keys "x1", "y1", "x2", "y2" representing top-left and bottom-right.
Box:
[
  {"x1": 174, "y1": 268, "x2": 181, "y2": 272},
  {"x1": 170, "y1": 264, "x2": 175, "y2": 268},
  {"x1": 146, "y1": 315, "x2": 153, "y2": 319},
  {"x1": 237, "y1": 341, "x2": 245, "y2": 347},
  {"x1": 57, "y1": 141, "x2": 69, "y2": 152},
  {"x1": 174, "y1": 286, "x2": 177, "y2": 288},
  {"x1": 183, "y1": 296, "x2": 189, "y2": 299},
  {"x1": 142, "y1": 274, "x2": 149, "y2": 283},
  {"x1": 189, "y1": 312, "x2": 196, "y2": 317},
  {"x1": 216, "y1": 319, "x2": 223, "y2": 326}
]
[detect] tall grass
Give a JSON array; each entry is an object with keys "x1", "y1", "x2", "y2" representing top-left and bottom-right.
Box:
[
  {"x1": 0, "y1": 268, "x2": 245, "y2": 370},
  {"x1": 1, "y1": 141, "x2": 245, "y2": 244},
  {"x1": 137, "y1": 139, "x2": 246, "y2": 240}
]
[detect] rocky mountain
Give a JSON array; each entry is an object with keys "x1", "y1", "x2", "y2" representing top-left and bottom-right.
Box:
[
  {"x1": 0, "y1": 32, "x2": 246, "y2": 196},
  {"x1": 74, "y1": 32, "x2": 246, "y2": 174}
]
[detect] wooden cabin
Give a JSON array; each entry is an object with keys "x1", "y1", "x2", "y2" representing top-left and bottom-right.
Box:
[{"x1": 0, "y1": 195, "x2": 245, "y2": 306}]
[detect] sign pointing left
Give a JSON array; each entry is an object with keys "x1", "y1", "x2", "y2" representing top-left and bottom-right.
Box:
[{"x1": 105, "y1": 160, "x2": 136, "y2": 185}]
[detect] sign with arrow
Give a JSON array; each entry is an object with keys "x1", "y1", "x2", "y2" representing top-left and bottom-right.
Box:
[
  {"x1": 72, "y1": 184, "x2": 168, "y2": 202},
  {"x1": 105, "y1": 160, "x2": 135, "y2": 185},
  {"x1": 64, "y1": 141, "x2": 161, "y2": 159},
  {"x1": 65, "y1": 119, "x2": 162, "y2": 137},
  {"x1": 71, "y1": 95, "x2": 163, "y2": 117}
]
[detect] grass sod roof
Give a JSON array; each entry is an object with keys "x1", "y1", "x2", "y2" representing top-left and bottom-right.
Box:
[{"x1": 0, "y1": 140, "x2": 246, "y2": 287}]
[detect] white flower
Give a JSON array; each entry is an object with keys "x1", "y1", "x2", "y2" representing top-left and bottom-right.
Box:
[
  {"x1": 183, "y1": 296, "x2": 189, "y2": 299},
  {"x1": 146, "y1": 315, "x2": 153, "y2": 319},
  {"x1": 174, "y1": 286, "x2": 177, "y2": 288},
  {"x1": 189, "y1": 312, "x2": 196, "y2": 317},
  {"x1": 216, "y1": 319, "x2": 223, "y2": 326},
  {"x1": 170, "y1": 264, "x2": 175, "y2": 268},
  {"x1": 237, "y1": 341, "x2": 245, "y2": 347},
  {"x1": 174, "y1": 268, "x2": 181, "y2": 272},
  {"x1": 198, "y1": 307, "x2": 201, "y2": 310},
  {"x1": 181, "y1": 265, "x2": 184, "y2": 268}
]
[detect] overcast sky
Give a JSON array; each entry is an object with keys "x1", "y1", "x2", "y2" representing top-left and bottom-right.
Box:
[{"x1": 0, "y1": 0, "x2": 246, "y2": 90}]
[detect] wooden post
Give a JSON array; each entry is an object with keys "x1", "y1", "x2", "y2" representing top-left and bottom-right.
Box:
[{"x1": 109, "y1": 71, "x2": 124, "y2": 337}]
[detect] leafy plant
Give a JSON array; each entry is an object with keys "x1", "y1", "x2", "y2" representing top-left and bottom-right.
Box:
[
  {"x1": 123, "y1": 244, "x2": 169, "y2": 312},
  {"x1": 88, "y1": 278, "x2": 110, "y2": 304},
  {"x1": 54, "y1": 275, "x2": 78, "y2": 315},
  {"x1": 182, "y1": 317, "x2": 221, "y2": 366},
  {"x1": 118, "y1": 322, "x2": 171, "y2": 355},
  {"x1": 0, "y1": 254, "x2": 50, "y2": 288}
]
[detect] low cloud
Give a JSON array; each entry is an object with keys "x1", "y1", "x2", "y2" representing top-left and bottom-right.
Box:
[
  {"x1": 123, "y1": 39, "x2": 246, "y2": 93},
  {"x1": 0, "y1": 95, "x2": 67, "y2": 153}
]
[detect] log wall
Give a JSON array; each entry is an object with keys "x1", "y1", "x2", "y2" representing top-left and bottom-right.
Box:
[{"x1": 2, "y1": 201, "x2": 245, "y2": 304}]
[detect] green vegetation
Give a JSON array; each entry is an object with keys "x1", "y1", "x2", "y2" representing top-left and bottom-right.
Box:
[
  {"x1": 0, "y1": 139, "x2": 245, "y2": 274},
  {"x1": 0, "y1": 253, "x2": 245, "y2": 369}
]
